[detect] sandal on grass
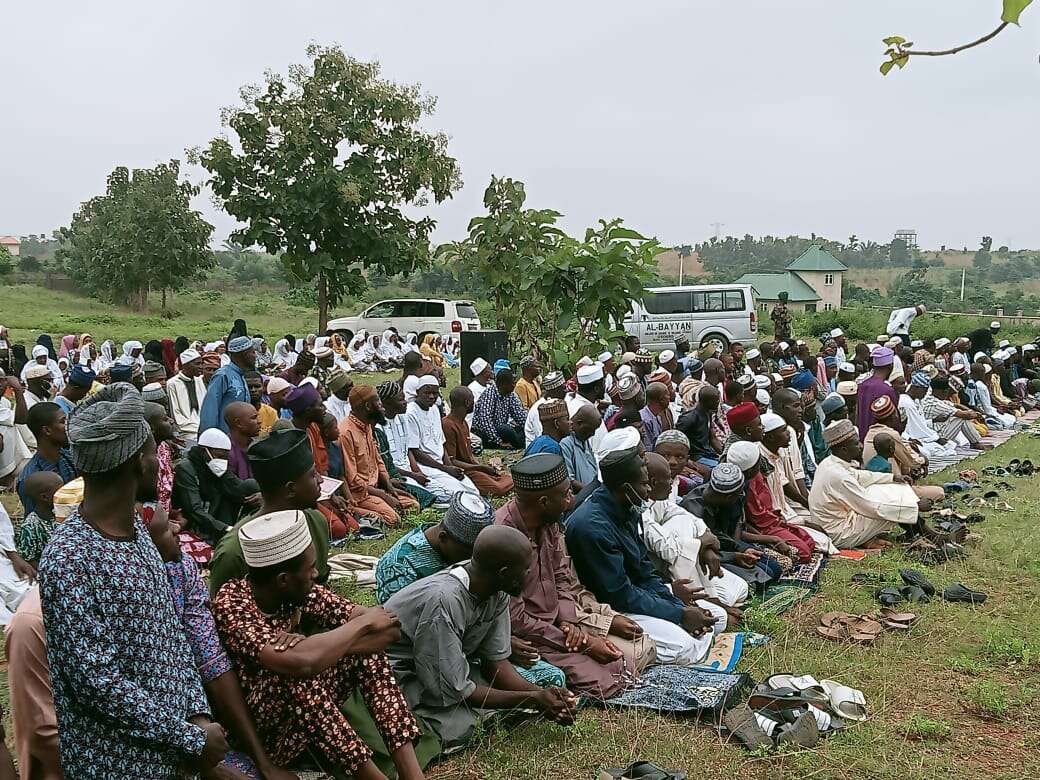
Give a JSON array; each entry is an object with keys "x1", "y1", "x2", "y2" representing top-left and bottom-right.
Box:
[
  {"x1": 722, "y1": 704, "x2": 773, "y2": 751},
  {"x1": 763, "y1": 674, "x2": 830, "y2": 706},
  {"x1": 820, "y1": 679, "x2": 868, "y2": 721},
  {"x1": 816, "y1": 613, "x2": 883, "y2": 645},
  {"x1": 876, "y1": 608, "x2": 917, "y2": 630},
  {"x1": 747, "y1": 684, "x2": 819, "y2": 711}
]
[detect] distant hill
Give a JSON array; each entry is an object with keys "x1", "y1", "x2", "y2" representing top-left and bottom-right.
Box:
[{"x1": 653, "y1": 249, "x2": 705, "y2": 281}]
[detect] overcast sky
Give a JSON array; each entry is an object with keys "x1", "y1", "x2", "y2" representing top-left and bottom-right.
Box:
[{"x1": 4, "y1": 1, "x2": 1039, "y2": 251}]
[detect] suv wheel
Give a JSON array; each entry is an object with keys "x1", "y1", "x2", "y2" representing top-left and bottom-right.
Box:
[{"x1": 700, "y1": 333, "x2": 730, "y2": 351}]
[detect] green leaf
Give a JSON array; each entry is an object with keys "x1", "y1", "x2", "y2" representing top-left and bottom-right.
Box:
[
  {"x1": 1002, "y1": 0, "x2": 1033, "y2": 24},
  {"x1": 880, "y1": 60, "x2": 895, "y2": 75},
  {"x1": 895, "y1": 54, "x2": 910, "y2": 68},
  {"x1": 882, "y1": 35, "x2": 906, "y2": 45}
]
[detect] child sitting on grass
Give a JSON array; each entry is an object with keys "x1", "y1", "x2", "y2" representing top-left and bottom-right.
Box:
[
  {"x1": 865, "y1": 432, "x2": 895, "y2": 474},
  {"x1": 16, "y1": 471, "x2": 66, "y2": 573}
]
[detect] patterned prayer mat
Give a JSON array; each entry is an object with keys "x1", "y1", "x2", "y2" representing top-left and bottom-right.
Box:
[{"x1": 604, "y1": 665, "x2": 750, "y2": 714}]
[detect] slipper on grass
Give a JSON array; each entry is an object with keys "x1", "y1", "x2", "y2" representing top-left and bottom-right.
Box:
[
  {"x1": 942, "y1": 582, "x2": 988, "y2": 604},
  {"x1": 747, "y1": 685, "x2": 819, "y2": 711},
  {"x1": 763, "y1": 674, "x2": 830, "y2": 706},
  {"x1": 820, "y1": 679, "x2": 868, "y2": 722},
  {"x1": 899, "y1": 568, "x2": 936, "y2": 596},
  {"x1": 722, "y1": 704, "x2": 773, "y2": 751}
]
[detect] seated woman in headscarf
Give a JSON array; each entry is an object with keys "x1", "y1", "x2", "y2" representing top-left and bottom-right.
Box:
[
  {"x1": 329, "y1": 333, "x2": 354, "y2": 372},
  {"x1": 252, "y1": 336, "x2": 273, "y2": 371},
  {"x1": 272, "y1": 336, "x2": 297, "y2": 369},
  {"x1": 402, "y1": 333, "x2": 420, "y2": 354},
  {"x1": 226, "y1": 318, "x2": 248, "y2": 344},
  {"x1": 117, "y1": 340, "x2": 145, "y2": 368},
  {"x1": 59, "y1": 334, "x2": 78, "y2": 360},
  {"x1": 92, "y1": 340, "x2": 114, "y2": 373},
  {"x1": 347, "y1": 331, "x2": 376, "y2": 372},
  {"x1": 366, "y1": 333, "x2": 395, "y2": 372},
  {"x1": 22, "y1": 344, "x2": 66, "y2": 390},
  {"x1": 143, "y1": 340, "x2": 165, "y2": 367},
  {"x1": 374, "y1": 329, "x2": 403, "y2": 369},
  {"x1": 420, "y1": 334, "x2": 445, "y2": 368},
  {"x1": 439, "y1": 334, "x2": 459, "y2": 368},
  {"x1": 36, "y1": 335, "x2": 57, "y2": 361}
]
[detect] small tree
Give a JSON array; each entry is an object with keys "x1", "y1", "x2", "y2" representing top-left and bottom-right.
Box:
[
  {"x1": 58, "y1": 161, "x2": 213, "y2": 310},
  {"x1": 193, "y1": 45, "x2": 461, "y2": 331},
  {"x1": 0, "y1": 246, "x2": 14, "y2": 277},
  {"x1": 441, "y1": 176, "x2": 662, "y2": 366}
]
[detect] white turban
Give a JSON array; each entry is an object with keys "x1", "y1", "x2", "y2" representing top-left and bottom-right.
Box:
[{"x1": 726, "y1": 440, "x2": 761, "y2": 470}]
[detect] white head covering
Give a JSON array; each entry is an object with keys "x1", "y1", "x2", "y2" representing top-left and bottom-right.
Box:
[
  {"x1": 576, "y1": 363, "x2": 604, "y2": 384},
  {"x1": 990, "y1": 321, "x2": 1001, "y2": 329},
  {"x1": 973, "y1": 352, "x2": 988, "y2": 362},
  {"x1": 998, "y1": 339, "x2": 1010, "y2": 348},
  {"x1": 576, "y1": 355, "x2": 594, "y2": 368},
  {"x1": 726, "y1": 440, "x2": 761, "y2": 470},
  {"x1": 417, "y1": 375, "x2": 439, "y2": 388},
  {"x1": 267, "y1": 377, "x2": 291, "y2": 395},
  {"x1": 597, "y1": 351, "x2": 613, "y2": 363},
  {"x1": 830, "y1": 328, "x2": 844, "y2": 338},
  {"x1": 934, "y1": 338, "x2": 951, "y2": 349},
  {"x1": 239, "y1": 510, "x2": 313, "y2": 568},
  {"x1": 198, "y1": 428, "x2": 232, "y2": 449},
  {"x1": 1024, "y1": 344, "x2": 1037, "y2": 353},
  {"x1": 885, "y1": 337, "x2": 903, "y2": 349},
  {"x1": 761, "y1": 412, "x2": 786, "y2": 433},
  {"x1": 755, "y1": 389, "x2": 771, "y2": 405},
  {"x1": 753, "y1": 374, "x2": 770, "y2": 389},
  {"x1": 595, "y1": 427, "x2": 640, "y2": 463},
  {"x1": 659, "y1": 349, "x2": 676, "y2": 364},
  {"x1": 616, "y1": 364, "x2": 634, "y2": 379},
  {"x1": 470, "y1": 357, "x2": 489, "y2": 376},
  {"x1": 31, "y1": 345, "x2": 48, "y2": 359},
  {"x1": 839, "y1": 361, "x2": 856, "y2": 373},
  {"x1": 179, "y1": 348, "x2": 202, "y2": 365},
  {"x1": 746, "y1": 348, "x2": 761, "y2": 360}
]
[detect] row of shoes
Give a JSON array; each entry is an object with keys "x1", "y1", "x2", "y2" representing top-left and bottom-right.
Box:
[{"x1": 723, "y1": 675, "x2": 866, "y2": 751}]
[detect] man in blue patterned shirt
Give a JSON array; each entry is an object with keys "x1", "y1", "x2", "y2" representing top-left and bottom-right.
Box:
[
  {"x1": 39, "y1": 383, "x2": 231, "y2": 779},
  {"x1": 471, "y1": 368, "x2": 527, "y2": 449}
]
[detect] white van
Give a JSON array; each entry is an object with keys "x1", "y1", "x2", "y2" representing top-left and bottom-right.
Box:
[
  {"x1": 327, "y1": 298, "x2": 481, "y2": 342},
  {"x1": 624, "y1": 284, "x2": 758, "y2": 350}
]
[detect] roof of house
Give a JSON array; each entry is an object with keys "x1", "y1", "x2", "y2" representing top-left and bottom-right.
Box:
[
  {"x1": 0, "y1": 236, "x2": 19, "y2": 246},
  {"x1": 734, "y1": 271, "x2": 820, "y2": 302},
  {"x1": 785, "y1": 245, "x2": 847, "y2": 272}
]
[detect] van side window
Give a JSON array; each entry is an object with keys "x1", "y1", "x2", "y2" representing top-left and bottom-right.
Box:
[
  {"x1": 395, "y1": 301, "x2": 424, "y2": 318},
  {"x1": 724, "y1": 290, "x2": 745, "y2": 311},
  {"x1": 423, "y1": 301, "x2": 446, "y2": 317},
  {"x1": 367, "y1": 302, "x2": 397, "y2": 318},
  {"x1": 643, "y1": 292, "x2": 692, "y2": 315}
]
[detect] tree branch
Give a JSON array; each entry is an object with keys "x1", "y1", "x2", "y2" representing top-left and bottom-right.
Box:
[{"x1": 910, "y1": 22, "x2": 1009, "y2": 57}]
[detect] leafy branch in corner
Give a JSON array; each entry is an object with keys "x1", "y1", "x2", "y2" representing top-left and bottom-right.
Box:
[{"x1": 880, "y1": 0, "x2": 1032, "y2": 75}]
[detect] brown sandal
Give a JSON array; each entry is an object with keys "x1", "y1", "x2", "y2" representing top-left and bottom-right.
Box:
[{"x1": 876, "y1": 609, "x2": 917, "y2": 630}]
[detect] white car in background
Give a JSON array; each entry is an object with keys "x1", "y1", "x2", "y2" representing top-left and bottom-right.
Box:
[{"x1": 327, "y1": 298, "x2": 482, "y2": 342}]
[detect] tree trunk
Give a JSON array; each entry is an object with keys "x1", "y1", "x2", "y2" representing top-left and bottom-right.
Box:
[
  {"x1": 161, "y1": 287, "x2": 167, "y2": 311},
  {"x1": 317, "y1": 272, "x2": 328, "y2": 333}
]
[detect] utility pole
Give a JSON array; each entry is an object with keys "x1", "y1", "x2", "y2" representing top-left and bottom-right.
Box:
[
  {"x1": 710, "y1": 222, "x2": 725, "y2": 240},
  {"x1": 960, "y1": 267, "x2": 966, "y2": 301}
]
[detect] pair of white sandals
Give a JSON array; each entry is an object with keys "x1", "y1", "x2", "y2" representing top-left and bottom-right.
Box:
[{"x1": 764, "y1": 673, "x2": 868, "y2": 724}]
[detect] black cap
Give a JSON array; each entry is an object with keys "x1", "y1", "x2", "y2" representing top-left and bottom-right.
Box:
[{"x1": 247, "y1": 428, "x2": 314, "y2": 488}]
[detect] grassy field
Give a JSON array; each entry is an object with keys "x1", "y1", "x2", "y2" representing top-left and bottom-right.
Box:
[
  {"x1": 0, "y1": 284, "x2": 321, "y2": 345},
  {"x1": 330, "y1": 433, "x2": 1040, "y2": 780}
]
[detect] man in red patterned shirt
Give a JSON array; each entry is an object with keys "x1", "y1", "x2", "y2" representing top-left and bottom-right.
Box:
[{"x1": 213, "y1": 510, "x2": 438, "y2": 779}]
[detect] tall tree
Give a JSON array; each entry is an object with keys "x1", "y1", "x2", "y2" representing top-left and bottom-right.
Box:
[
  {"x1": 58, "y1": 161, "x2": 213, "y2": 310},
  {"x1": 193, "y1": 44, "x2": 461, "y2": 330}
]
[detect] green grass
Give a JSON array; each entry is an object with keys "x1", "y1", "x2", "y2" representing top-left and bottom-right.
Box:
[{"x1": 0, "y1": 284, "x2": 319, "y2": 345}]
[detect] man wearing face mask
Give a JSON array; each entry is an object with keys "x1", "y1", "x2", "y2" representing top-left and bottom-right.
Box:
[
  {"x1": 565, "y1": 447, "x2": 726, "y2": 666},
  {"x1": 173, "y1": 428, "x2": 260, "y2": 545}
]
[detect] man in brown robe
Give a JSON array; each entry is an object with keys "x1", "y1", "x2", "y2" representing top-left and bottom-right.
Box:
[
  {"x1": 442, "y1": 386, "x2": 514, "y2": 497},
  {"x1": 494, "y1": 453, "x2": 632, "y2": 700},
  {"x1": 338, "y1": 384, "x2": 419, "y2": 524}
]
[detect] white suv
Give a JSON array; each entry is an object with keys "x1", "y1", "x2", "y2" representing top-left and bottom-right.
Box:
[{"x1": 327, "y1": 298, "x2": 482, "y2": 341}]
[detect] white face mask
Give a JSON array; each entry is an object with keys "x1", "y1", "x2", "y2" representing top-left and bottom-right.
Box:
[{"x1": 207, "y1": 458, "x2": 229, "y2": 478}]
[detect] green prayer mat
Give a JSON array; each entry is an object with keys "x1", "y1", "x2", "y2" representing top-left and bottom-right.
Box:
[{"x1": 752, "y1": 583, "x2": 816, "y2": 616}]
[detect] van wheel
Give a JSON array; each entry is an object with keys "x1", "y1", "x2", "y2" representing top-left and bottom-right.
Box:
[{"x1": 700, "y1": 333, "x2": 729, "y2": 351}]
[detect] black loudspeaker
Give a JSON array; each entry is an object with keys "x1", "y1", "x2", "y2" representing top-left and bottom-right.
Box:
[{"x1": 460, "y1": 330, "x2": 509, "y2": 384}]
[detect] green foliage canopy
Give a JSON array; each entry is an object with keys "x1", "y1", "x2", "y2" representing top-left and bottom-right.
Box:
[
  {"x1": 57, "y1": 161, "x2": 214, "y2": 310},
  {"x1": 193, "y1": 44, "x2": 462, "y2": 331}
]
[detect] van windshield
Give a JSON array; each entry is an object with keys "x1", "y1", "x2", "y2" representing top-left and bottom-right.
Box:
[{"x1": 456, "y1": 303, "x2": 478, "y2": 319}]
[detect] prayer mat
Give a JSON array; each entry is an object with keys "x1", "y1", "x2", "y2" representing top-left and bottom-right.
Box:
[
  {"x1": 603, "y1": 665, "x2": 750, "y2": 715},
  {"x1": 754, "y1": 583, "x2": 815, "y2": 616},
  {"x1": 778, "y1": 552, "x2": 826, "y2": 586}
]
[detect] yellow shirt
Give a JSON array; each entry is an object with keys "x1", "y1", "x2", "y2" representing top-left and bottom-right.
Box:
[
  {"x1": 514, "y1": 377, "x2": 541, "y2": 409},
  {"x1": 257, "y1": 403, "x2": 278, "y2": 435}
]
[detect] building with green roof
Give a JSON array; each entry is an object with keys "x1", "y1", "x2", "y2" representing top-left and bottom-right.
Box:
[{"x1": 734, "y1": 246, "x2": 847, "y2": 313}]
